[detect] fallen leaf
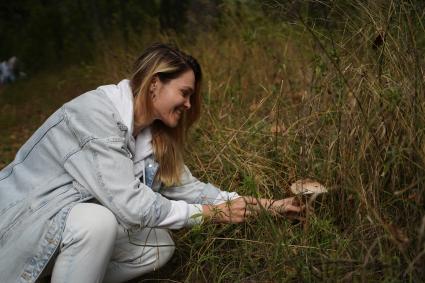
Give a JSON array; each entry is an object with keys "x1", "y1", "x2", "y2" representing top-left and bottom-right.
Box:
[
  {"x1": 249, "y1": 102, "x2": 260, "y2": 112},
  {"x1": 387, "y1": 223, "x2": 409, "y2": 245},
  {"x1": 270, "y1": 123, "x2": 286, "y2": 134}
]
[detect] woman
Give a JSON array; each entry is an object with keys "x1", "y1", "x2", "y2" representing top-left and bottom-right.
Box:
[{"x1": 0, "y1": 43, "x2": 302, "y2": 283}]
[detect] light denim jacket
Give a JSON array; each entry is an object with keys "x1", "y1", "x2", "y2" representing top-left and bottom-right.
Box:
[{"x1": 0, "y1": 88, "x2": 225, "y2": 283}]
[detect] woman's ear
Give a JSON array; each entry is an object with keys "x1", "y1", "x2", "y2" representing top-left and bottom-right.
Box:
[{"x1": 150, "y1": 76, "x2": 158, "y2": 93}]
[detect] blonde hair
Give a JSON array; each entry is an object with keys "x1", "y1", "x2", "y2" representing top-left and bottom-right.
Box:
[{"x1": 130, "y1": 43, "x2": 202, "y2": 186}]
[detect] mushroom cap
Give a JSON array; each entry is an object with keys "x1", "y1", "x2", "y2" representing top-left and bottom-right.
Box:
[{"x1": 290, "y1": 179, "x2": 328, "y2": 195}]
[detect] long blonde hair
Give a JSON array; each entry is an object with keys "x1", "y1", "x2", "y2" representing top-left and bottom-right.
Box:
[{"x1": 130, "y1": 43, "x2": 202, "y2": 186}]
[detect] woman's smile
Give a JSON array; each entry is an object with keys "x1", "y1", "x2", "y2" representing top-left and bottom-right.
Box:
[{"x1": 174, "y1": 105, "x2": 187, "y2": 118}]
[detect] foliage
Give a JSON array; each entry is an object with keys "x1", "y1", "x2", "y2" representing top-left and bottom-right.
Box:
[{"x1": 1, "y1": 0, "x2": 425, "y2": 282}]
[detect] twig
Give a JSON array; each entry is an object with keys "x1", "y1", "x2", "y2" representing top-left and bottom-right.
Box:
[{"x1": 209, "y1": 236, "x2": 336, "y2": 251}]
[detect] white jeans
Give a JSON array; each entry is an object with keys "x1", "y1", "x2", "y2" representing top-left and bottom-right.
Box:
[{"x1": 39, "y1": 203, "x2": 175, "y2": 283}]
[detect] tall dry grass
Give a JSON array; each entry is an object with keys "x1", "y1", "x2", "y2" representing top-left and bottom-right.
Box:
[{"x1": 163, "y1": 1, "x2": 423, "y2": 281}]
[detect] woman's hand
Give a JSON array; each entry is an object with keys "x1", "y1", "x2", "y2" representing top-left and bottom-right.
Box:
[
  {"x1": 202, "y1": 197, "x2": 259, "y2": 223},
  {"x1": 202, "y1": 196, "x2": 304, "y2": 224},
  {"x1": 263, "y1": 197, "x2": 304, "y2": 215}
]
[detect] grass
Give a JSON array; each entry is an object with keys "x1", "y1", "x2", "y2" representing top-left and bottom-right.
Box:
[{"x1": 1, "y1": 1, "x2": 425, "y2": 282}]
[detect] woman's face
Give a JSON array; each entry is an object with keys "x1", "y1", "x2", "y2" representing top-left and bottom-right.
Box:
[{"x1": 151, "y1": 69, "x2": 195, "y2": 127}]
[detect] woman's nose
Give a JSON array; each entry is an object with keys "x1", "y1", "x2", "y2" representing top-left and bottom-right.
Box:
[{"x1": 184, "y1": 97, "x2": 191, "y2": 110}]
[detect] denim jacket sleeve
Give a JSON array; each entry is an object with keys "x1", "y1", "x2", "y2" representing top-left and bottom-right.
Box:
[
  {"x1": 62, "y1": 90, "x2": 173, "y2": 230},
  {"x1": 159, "y1": 165, "x2": 232, "y2": 205}
]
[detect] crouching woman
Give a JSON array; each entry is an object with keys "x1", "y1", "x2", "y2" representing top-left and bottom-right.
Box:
[{"x1": 0, "y1": 43, "x2": 303, "y2": 283}]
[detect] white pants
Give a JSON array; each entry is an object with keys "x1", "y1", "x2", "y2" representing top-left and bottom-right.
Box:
[{"x1": 40, "y1": 203, "x2": 175, "y2": 283}]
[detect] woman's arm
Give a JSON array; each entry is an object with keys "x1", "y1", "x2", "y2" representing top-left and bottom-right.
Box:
[
  {"x1": 159, "y1": 165, "x2": 236, "y2": 205},
  {"x1": 201, "y1": 196, "x2": 304, "y2": 223},
  {"x1": 160, "y1": 165, "x2": 303, "y2": 223}
]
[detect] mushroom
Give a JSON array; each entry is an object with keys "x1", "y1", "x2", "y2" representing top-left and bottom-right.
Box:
[{"x1": 290, "y1": 179, "x2": 328, "y2": 196}]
